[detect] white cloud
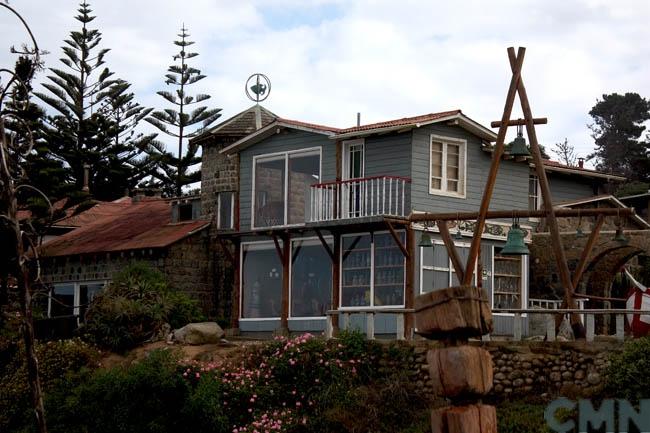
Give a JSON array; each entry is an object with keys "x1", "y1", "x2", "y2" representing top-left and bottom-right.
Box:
[{"x1": 1, "y1": 0, "x2": 649, "y2": 167}]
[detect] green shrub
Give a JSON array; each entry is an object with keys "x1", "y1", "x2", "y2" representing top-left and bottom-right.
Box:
[
  {"x1": 82, "y1": 263, "x2": 204, "y2": 352},
  {"x1": 47, "y1": 349, "x2": 191, "y2": 433},
  {"x1": 497, "y1": 402, "x2": 552, "y2": 433},
  {"x1": 606, "y1": 336, "x2": 650, "y2": 402},
  {"x1": 0, "y1": 338, "x2": 99, "y2": 433}
]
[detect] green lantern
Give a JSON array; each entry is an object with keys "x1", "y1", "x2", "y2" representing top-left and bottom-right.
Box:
[
  {"x1": 454, "y1": 226, "x2": 463, "y2": 240},
  {"x1": 501, "y1": 219, "x2": 530, "y2": 255},
  {"x1": 575, "y1": 226, "x2": 586, "y2": 239},
  {"x1": 418, "y1": 232, "x2": 433, "y2": 248},
  {"x1": 508, "y1": 125, "x2": 531, "y2": 157},
  {"x1": 614, "y1": 227, "x2": 629, "y2": 245}
]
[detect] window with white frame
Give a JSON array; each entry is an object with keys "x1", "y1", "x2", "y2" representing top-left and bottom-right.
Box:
[
  {"x1": 493, "y1": 247, "x2": 526, "y2": 309},
  {"x1": 49, "y1": 281, "x2": 106, "y2": 320},
  {"x1": 253, "y1": 148, "x2": 321, "y2": 228},
  {"x1": 528, "y1": 174, "x2": 540, "y2": 211},
  {"x1": 241, "y1": 242, "x2": 283, "y2": 319},
  {"x1": 290, "y1": 238, "x2": 332, "y2": 318},
  {"x1": 341, "y1": 231, "x2": 405, "y2": 308},
  {"x1": 429, "y1": 135, "x2": 466, "y2": 197},
  {"x1": 217, "y1": 191, "x2": 234, "y2": 229},
  {"x1": 419, "y1": 240, "x2": 475, "y2": 293}
]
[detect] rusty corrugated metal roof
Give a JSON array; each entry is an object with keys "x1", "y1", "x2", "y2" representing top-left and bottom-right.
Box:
[{"x1": 40, "y1": 199, "x2": 209, "y2": 257}]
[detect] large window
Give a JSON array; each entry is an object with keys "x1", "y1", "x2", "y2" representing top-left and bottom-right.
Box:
[
  {"x1": 241, "y1": 242, "x2": 283, "y2": 318},
  {"x1": 528, "y1": 175, "x2": 540, "y2": 211},
  {"x1": 253, "y1": 148, "x2": 321, "y2": 228},
  {"x1": 49, "y1": 281, "x2": 105, "y2": 320},
  {"x1": 419, "y1": 240, "x2": 475, "y2": 293},
  {"x1": 429, "y1": 135, "x2": 466, "y2": 197},
  {"x1": 341, "y1": 232, "x2": 405, "y2": 308},
  {"x1": 290, "y1": 238, "x2": 332, "y2": 317}
]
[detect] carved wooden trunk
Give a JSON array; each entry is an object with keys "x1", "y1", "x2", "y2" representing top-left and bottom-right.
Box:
[
  {"x1": 427, "y1": 346, "x2": 493, "y2": 397},
  {"x1": 431, "y1": 404, "x2": 497, "y2": 433},
  {"x1": 415, "y1": 285, "x2": 493, "y2": 339}
]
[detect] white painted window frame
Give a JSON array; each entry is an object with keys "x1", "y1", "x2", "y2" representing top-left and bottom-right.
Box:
[
  {"x1": 428, "y1": 134, "x2": 467, "y2": 198},
  {"x1": 342, "y1": 139, "x2": 365, "y2": 180},
  {"x1": 418, "y1": 239, "x2": 476, "y2": 294},
  {"x1": 288, "y1": 235, "x2": 333, "y2": 320},
  {"x1": 239, "y1": 240, "x2": 284, "y2": 321},
  {"x1": 528, "y1": 174, "x2": 542, "y2": 221},
  {"x1": 48, "y1": 280, "x2": 107, "y2": 318},
  {"x1": 490, "y1": 245, "x2": 529, "y2": 316},
  {"x1": 338, "y1": 230, "x2": 406, "y2": 311},
  {"x1": 251, "y1": 147, "x2": 322, "y2": 229}
]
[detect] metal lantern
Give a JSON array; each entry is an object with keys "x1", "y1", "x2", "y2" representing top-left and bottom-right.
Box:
[
  {"x1": 418, "y1": 232, "x2": 433, "y2": 248},
  {"x1": 508, "y1": 125, "x2": 531, "y2": 157},
  {"x1": 575, "y1": 226, "x2": 586, "y2": 239},
  {"x1": 501, "y1": 219, "x2": 530, "y2": 255},
  {"x1": 454, "y1": 226, "x2": 463, "y2": 240},
  {"x1": 614, "y1": 227, "x2": 629, "y2": 245}
]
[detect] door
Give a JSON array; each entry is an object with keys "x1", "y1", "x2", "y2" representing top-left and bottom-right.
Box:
[{"x1": 343, "y1": 140, "x2": 364, "y2": 217}]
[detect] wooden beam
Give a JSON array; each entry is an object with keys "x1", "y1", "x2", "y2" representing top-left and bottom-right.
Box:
[
  {"x1": 386, "y1": 220, "x2": 409, "y2": 258},
  {"x1": 491, "y1": 117, "x2": 547, "y2": 128},
  {"x1": 507, "y1": 49, "x2": 577, "y2": 316},
  {"x1": 315, "y1": 228, "x2": 335, "y2": 262},
  {"x1": 217, "y1": 237, "x2": 235, "y2": 265},
  {"x1": 280, "y1": 233, "x2": 290, "y2": 332},
  {"x1": 272, "y1": 234, "x2": 285, "y2": 266},
  {"x1": 404, "y1": 227, "x2": 415, "y2": 339},
  {"x1": 571, "y1": 215, "x2": 605, "y2": 288},
  {"x1": 332, "y1": 235, "x2": 341, "y2": 333},
  {"x1": 410, "y1": 207, "x2": 634, "y2": 222},
  {"x1": 437, "y1": 221, "x2": 465, "y2": 283},
  {"x1": 463, "y1": 46, "x2": 525, "y2": 285}
]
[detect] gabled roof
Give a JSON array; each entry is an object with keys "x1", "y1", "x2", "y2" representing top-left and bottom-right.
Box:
[
  {"x1": 556, "y1": 194, "x2": 650, "y2": 229},
  {"x1": 41, "y1": 199, "x2": 209, "y2": 257},
  {"x1": 220, "y1": 109, "x2": 496, "y2": 155},
  {"x1": 52, "y1": 201, "x2": 131, "y2": 228},
  {"x1": 192, "y1": 105, "x2": 278, "y2": 145}
]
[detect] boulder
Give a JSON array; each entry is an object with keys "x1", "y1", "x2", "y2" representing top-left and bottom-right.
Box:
[{"x1": 173, "y1": 322, "x2": 224, "y2": 345}]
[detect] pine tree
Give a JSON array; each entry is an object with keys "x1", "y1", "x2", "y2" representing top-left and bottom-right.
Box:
[
  {"x1": 143, "y1": 25, "x2": 222, "y2": 197},
  {"x1": 588, "y1": 92, "x2": 650, "y2": 181},
  {"x1": 34, "y1": 1, "x2": 148, "y2": 201}
]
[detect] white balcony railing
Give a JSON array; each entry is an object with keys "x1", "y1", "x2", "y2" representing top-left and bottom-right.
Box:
[{"x1": 309, "y1": 175, "x2": 411, "y2": 222}]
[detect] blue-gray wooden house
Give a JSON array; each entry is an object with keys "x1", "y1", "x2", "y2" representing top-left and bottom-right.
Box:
[{"x1": 196, "y1": 106, "x2": 624, "y2": 337}]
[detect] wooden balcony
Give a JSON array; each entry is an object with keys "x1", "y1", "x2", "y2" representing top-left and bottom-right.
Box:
[{"x1": 309, "y1": 176, "x2": 411, "y2": 223}]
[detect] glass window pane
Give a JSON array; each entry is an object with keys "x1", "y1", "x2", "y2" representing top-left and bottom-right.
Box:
[
  {"x1": 447, "y1": 180, "x2": 458, "y2": 191},
  {"x1": 421, "y1": 269, "x2": 434, "y2": 293},
  {"x1": 494, "y1": 250, "x2": 522, "y2": 309},
  {"x1": 242, "y1": 244, "x2": 283, "y2": 318},
  {"x1": 433, "y1": 247, "x2": 449, "y2": 268},
  {"x1": 79, "y1": 283, "x2": 104, "y2": 320},
  {"x1": 447, "y1": 166, "x2": 459, "y2": 180},
  {"x1": 421, "y1": 243, "x2": 434, "y2": 267},
  {"x1": 374, "y1": 232, "x2": 405, "y2": 306},
  {"x1": 431, "y1": 141, "x2": 443, "y2": 152},
  {"x1": 291, "y1": 239, "x2": 332, "y2": 317},
  {"x1": 254, "y1": 157, "x2": 286, "y2": 228},
  {"x1": 51, "y1": 284, "x2": 75, "y2": 317},
  {"x1": 431, "y1": 178, "x2": 441, "y2": 189},
  {"x1": 433, "y1": 271, "x2": 449, "y2": 290},
  {"x1": 288, "y1": 152, "x2": 320, "y2": 225},
  {"x1": 341, "y1": 235, "x2": 371, "y2": 307},
  {"x1": 218, "y1": 192, "x2": 233, "y2": 229}
]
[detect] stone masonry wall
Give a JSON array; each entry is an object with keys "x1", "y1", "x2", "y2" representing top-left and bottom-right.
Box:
[
  {"x1": 405, "y1": 340, "x2": 620, "y2": 400},
  {"x1": 200, "y1": 141, "x2": 239, "y2": 218}
]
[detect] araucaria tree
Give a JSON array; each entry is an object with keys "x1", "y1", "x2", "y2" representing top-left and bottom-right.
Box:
[
  {"x1": 35, "y1": 2, "x2": 149, "y2": 201},
  {"x1": 588, "y1": 92, "x2": 650, "y2": 181},
  {"x1": 144, "y1": 26, "x2": 221, "y2": 197}
]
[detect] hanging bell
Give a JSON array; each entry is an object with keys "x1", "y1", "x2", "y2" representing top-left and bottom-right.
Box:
[
  {"x1": 508, "y1": 126, "x2": 531, "y2": 157},
  {"x1": 454, "y1": 226, "x2": 463, "y2": 240},
  {"x1": 575, "y1": 226, "x2": 586, "y2": 239},
  {"x1": 418, "y1": 232, "x2": 433, "y2": 248},
  {"x1": 501, "y1": 221, "x2": 530, "y2": 255},
  {"x1": 614, "y1": 227, "x2": 629, "y2": 245}
]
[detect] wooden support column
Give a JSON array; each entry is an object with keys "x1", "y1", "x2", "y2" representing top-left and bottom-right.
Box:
[
  {"x1": 231, "y1": 241, "x2": 241, "y2": 330},
  {"x1": 386, "y1": 220, "x2": 409, "y2": 258},
  {"x1": 437, "y1": 221, "x2": 465, "y2": 283},
  {"x1": 280, "y1": 233, "x2": 290, "y2": 333},
  {"x1": 332, "y1": 234, "x2": 341, "y2": 333},
  {"x1": 571, "y1": 215, "x2": 605, "y2": 289},
  {"x1": 405, "y1": 226, "x2": 415, "y2": 339},
  {"x1": 507, "y1": 49, "x2": 577, "y2": 321},
  {"x1": 463, "y1": 46, "x2": 525, "y2": 285}
]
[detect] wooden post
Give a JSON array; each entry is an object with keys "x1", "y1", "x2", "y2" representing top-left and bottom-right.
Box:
[
  {"x1": 586, "y1": 314, "x2": 595, "y2": 342},
  {"x1": 325, "y1": 314, "x2": 333, "y2": 339},
  {"x1": 280, "y1": 233, "x2": 290, "y2": 333},
  {"x1": 342, "y1": 312, "x2": 350, "y2": 331},
  {"x1": 463, "y1": 47, "x2": 526, "y2": 285},
  {"x1": 513, "y1": 312, "x2": 522, "y2": 341},
  {"x1": 546, "y1": 314, "x2": 556, "y2": 342},
  {"x1": 366, "y1": 312, "x2": 375, "y2": 340},
  {"x1": 396, "y1": 313, "x2": 405, "y2": 340},
  {"x1": 615, "y1": 314, "x2": 625, "y2": 341},
  {"x1": 438, "y1": 221, "x2": 465, "y2": 283},
  {"x1": 332, "y1": 234, "x2": 341, "y2": 333},
  {"x1": 405, "y1": 226, "x2": 415, "y2": 339},
  {"x1": 571, "y1": 215, "x2": 605, "y2": 288}
]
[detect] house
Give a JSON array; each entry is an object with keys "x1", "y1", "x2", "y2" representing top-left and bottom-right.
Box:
[
  {"x1": 38, "y1": 195, "x2": 212, "y2": 322},
  {"x1": 197, "y1": 106, "x2": 625, "y2": 337}
]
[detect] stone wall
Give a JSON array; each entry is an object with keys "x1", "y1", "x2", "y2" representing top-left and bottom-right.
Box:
[
  {"x1": 404, "y1": 340, "x2": 621, "y2": 400},
  {"x1": 200, "y1": 140, "x2": 239, "y2": 218},
  {"x1": 41, "y1": 230, "x2": 215, "y2": 315}
]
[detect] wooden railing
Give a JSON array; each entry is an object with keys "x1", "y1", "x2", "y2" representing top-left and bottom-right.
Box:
[
  {"x1": 325, "y1": 308, "x2": 414, "y2": 340},
  {"x1": 310, "y1": 176, "x2": 411, "y2": 222},
  {"x1": 491, "y1": 308, "x2": 650, "y2": 342}
]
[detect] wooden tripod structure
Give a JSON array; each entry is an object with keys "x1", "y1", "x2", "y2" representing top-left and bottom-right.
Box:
[{"x1": 411, "y1": 47, "x2": 632, "y2": 335}]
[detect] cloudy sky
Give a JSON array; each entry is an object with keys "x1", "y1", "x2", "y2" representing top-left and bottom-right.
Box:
[{"x1": 2, "y1": 0, "x2": 649, "y2": 166}]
